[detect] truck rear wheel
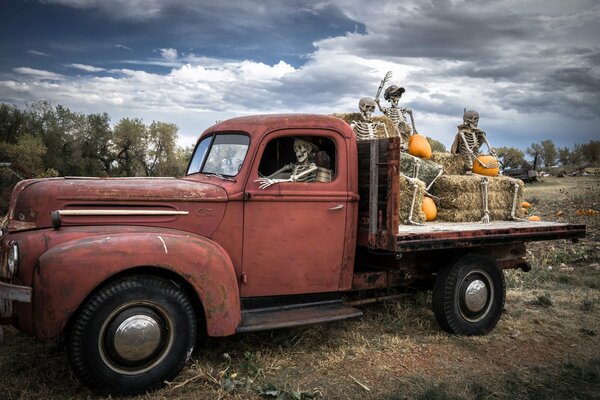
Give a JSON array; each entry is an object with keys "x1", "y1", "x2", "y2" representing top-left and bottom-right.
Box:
[
  {"x1": 68, "y1": 275, "x2": 196, "y2": 396},
  {"x1": 432, "y1": 255, "x2": 505, "y2": 335}
]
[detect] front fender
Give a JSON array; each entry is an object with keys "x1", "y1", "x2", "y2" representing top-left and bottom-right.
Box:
[{"x1": 34, "y1": 231, "x2": 240, "y2": 338}]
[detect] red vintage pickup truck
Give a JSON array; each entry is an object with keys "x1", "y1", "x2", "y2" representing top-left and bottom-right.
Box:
[{"x1": 0, "y1": 114, "x2": 585, "y2": 395}]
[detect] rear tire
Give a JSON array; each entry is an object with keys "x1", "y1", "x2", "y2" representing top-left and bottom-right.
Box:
[
  {"x1": 432, "y1": 255, "x2": 505, "y2": 335},
  {"x1": 68, "y1": 275, "x2": 196, "y2": 396}
]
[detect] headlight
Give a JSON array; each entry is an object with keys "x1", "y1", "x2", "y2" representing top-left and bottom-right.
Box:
[{"x1": 7, "y1": 243, "x2": 19, "y2": 275}]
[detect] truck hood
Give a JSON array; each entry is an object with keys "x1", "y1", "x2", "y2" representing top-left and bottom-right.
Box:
[{"x1": 7, "y1": 177, "x2": 228, "y2": 236}]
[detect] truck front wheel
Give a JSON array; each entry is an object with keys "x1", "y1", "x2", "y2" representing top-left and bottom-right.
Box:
[
  {"x1": 68, "y1": 275, "x2": 196, "y2": 396},
  {"x1": 432, "y1": 255, "x2": 505, "y2": 335}
]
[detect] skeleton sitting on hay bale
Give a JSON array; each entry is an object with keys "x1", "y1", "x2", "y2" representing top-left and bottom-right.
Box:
[{"x1": 428, "y1": 109, "x2": 525, "y2": 223}]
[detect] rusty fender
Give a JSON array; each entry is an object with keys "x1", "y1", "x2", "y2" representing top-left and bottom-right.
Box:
[{"x1": 34, "y1": 231, "x2": 241, "y2": 339}]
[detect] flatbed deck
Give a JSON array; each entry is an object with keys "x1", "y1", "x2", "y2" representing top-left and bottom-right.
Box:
[{"x1": 395, "y1": 220, "x2": 586, "y2": 252}]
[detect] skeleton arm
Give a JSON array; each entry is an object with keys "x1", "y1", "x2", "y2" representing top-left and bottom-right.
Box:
[
  {"x1": 374, "y1": 98, "x2": 385, "y2": 113},
  {"x1": 291, "y1": 163, "x2": 318, "y2": 181},
  {"x1": 255, "y1": 163, "x2": 318, "y2": 189},
  {"x1": 375, "y1": 71, "x2": 392, "y2": 103},
  {"x1": 477, "y1": 130, "x2": 497, "y2": 157},
  {"x1": 403, "y1": 108, "x2": 417, "y2": 135}
]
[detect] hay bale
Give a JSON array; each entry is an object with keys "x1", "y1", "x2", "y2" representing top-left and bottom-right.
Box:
[
  {"x1": 399, "y1": 175, "x2": 426, "y2": 224},
  {"x1": 430, "y1": 151, "x2": 468, "y2": 175},
  {"x1": 400, "y1": 152, "x2": 443, "y2": 189},
  {"x1": 431, "y1": 175, "x2": 526, "y2": 222},
  {"x1": 333, "y1": 113, "x2": 396, "y2": 140}
]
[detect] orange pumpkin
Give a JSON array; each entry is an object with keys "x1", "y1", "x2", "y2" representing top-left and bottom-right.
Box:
[
  {"x1": 422, "y1": 197, "x2": 437, "y2": 221},
  {"x1": 408, "y1": 134, "x2": 432, "y2": 160},
  {"x1": 521, "y1": 201, "x2": 532, "y2": 208},
  {"x1": 472, "y1": 155, "x2": 499, "y2": 176},
  {"x1": 528, "y1": 215, "x2": 541, "y2": 221}
]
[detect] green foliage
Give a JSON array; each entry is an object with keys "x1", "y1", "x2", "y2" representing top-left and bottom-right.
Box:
[
  {"x1": 427, "y1": 137, "x2": 446, "y2": 152},
  {"x1": 528, "y1": 140, "x2": 557, "y2": 168},
  {"x1": 0, "y1": 102, "x2": 192, "y2": 179},
  {"x1": 496, "y1": 146, "x2": 525, "y2": 169}
]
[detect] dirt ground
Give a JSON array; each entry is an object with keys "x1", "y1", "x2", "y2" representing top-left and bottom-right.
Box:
[{"x1": 1, "y1": 175, "x2": 599, "y2": 399}]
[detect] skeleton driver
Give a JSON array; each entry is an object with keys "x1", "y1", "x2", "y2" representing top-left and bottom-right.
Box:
[
  {"x1": 450, "y1": 110, "x2": 497, "y2": 170},
  {"x1": 255, "y1": 138, "x2": 319, "y2": 189},
  {"x1": 351, "y1": 97, "x2": 388, "y2": 140}
]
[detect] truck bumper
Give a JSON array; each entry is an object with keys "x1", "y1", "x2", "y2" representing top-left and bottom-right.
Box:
[{"x1": 0, "y1": 280, "x2": 32, "y2": 324}]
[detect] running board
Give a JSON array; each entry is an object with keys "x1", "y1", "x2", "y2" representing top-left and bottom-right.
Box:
[{"x1": 237, "y1": 300, "x2": 363, "y2": 333}]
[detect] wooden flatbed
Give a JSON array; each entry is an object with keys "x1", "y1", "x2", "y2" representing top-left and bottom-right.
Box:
[{"x1": 395, "y1": 221, "x2": 586, "y2": 252}]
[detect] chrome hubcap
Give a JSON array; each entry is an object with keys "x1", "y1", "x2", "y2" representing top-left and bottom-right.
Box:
[
  {"x1": 459, "y1": 269, "x2": 494, "y2": 323},
  {"x1": 99, "y1": 302, "x2": 174, "y2": 375},
  {"x1": 464, "y1": 280, "x2": 488, "y2": 313},
  {"x1": 113, "y1": 315, "x2": 162, "y2": 362}
]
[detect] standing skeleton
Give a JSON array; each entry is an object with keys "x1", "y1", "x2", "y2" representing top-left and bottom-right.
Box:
[
  {"x1": 374, "y1": 71, "x2": 417, "y2": 149},
  {"x1": 451, "y1": 110, "x2": 521, "y2": 223},
  {"x1": 256, "y1": 138, "x2": 319, "y2": 189}
]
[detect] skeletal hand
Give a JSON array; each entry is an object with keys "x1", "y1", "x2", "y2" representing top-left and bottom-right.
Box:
[
  {"x1": 255, "y1": 177, "x2": 292, "y2": 189},
  {"x1": 255, "y1": 177, "x2": 277, "y2": 189}
]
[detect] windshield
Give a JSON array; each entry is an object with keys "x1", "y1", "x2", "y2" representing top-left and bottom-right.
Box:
[{"x1": 187, "y1": 133, "x2": 250, "y2": 176}]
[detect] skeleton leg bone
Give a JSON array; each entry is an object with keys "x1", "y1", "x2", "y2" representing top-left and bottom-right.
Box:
[
  {"x1": 402, "y1": 174, "x2": 425, "y2": 226},
  {"x1": 425, "y1": 165, "x2": 444, "y2": 192},
  {"x1": 480, "y1": 177, "x2": 490, "y2": 224},
  {"x1": 509, "y1": 178, "x2": 525, "y2": 221}
]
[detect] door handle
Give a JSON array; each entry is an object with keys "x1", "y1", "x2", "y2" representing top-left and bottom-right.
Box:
[{"x1": 329, "y1": 204, "x2": 344, "y2": 210}]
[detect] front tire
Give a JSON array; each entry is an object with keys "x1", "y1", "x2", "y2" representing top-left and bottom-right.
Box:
[
  {"x1": 68, "y1": 275, "x2": 196, "y2": 396},
  {"x1": 432, "y1": 255, "x2": 505, "y2": 335}
]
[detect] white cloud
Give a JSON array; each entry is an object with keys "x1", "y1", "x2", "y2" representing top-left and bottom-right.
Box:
[
  {"x1": 159, "y1": 48, "x2": 178, "y2": 61},
  {"x1": 115, "y1": 44, "x2": 132, "y2": 50},
  {"x1": 27, "y1": 50, "x2": 49, "y2": 56},
  {"x1": 13, "y1": 67, "x2": 64, "y2": 80},
  {"x1": 67, "y1": 63, "x2": 106, "y2": 72}
]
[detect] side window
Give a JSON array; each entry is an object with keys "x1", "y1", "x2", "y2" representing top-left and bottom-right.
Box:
[{"x1": 258, "y1": 136, "x2": 336, "y2": 183}]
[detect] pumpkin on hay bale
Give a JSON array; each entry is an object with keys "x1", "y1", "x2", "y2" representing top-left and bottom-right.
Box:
[
  {"x1": 422, "y1": 197, "x2": 437, "y2": 221},
  {"x1": 408, "y1": 134, "x2": 432, "y2": 159},
  {"x1": 472, "y1": 155, "x2": 500, "y2": 177},
  {"x1": 431, "y1": 175, "x2": 526, "y2": 222}
]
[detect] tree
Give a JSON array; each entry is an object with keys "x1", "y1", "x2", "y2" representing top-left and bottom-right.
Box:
[
  {"x1": 527, "y1": 140, "x2": 557, "y2": 168},
  {"x1": 0, "y1": 103, "x2": 26, "y2": 144},
  {"x1": 540, "y1": 140, "x2": 557, "y2": 167},
  {"x1": 495, "y1": 146, "x2": 525, "y2": 169},
  {"x1": 82, "y1": 113, "x2": 114, "y2": 176},
  {"x1": 427, "y1": 137, "x2": 446, "y2": 152},
  {"x1": 144, "y1": 121, "x2": 179, "y2": 176},
  {"x1": 557, "y1": 147, "x2": 571, "y2": 166},
  {"x1": 113, "y1": 118, "x2": 147, "y2": 176},
  {"x1": 175, "y1": 145, "x2": 194, "y2": 177},
  {"x1": 580, "y1": 140, "x2": 600, "y2": 165}
]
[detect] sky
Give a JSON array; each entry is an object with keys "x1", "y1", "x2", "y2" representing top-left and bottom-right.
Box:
[{"x1": 0, "y1": 0, "x2": 598, "y2": 151}]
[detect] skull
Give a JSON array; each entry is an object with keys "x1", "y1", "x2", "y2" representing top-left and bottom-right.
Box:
[
  {"x1": 359, "y1": 97, "x2": 376, "y2": 120},
  {"x1": 463, "y1": 110, "x2": 479, "y2": 128},
  {"x1": 384, "y1": 85, "x2": 405, "y2": 106},
  {"x1": 293, "y1": 138, "x2": 313, "y2": 163}
]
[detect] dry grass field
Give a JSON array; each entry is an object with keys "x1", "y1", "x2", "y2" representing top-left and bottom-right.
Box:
[{"x1": 1, "y1": 176, "x2": 599, "y2": 399}]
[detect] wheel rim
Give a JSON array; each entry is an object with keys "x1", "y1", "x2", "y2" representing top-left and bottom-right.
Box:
[
  {"x1": 458, "y1": 269, "x2": 494, "y2": 323},
  {"x1": 99, "y1": 302, "x2": 174, "y2": 375}
]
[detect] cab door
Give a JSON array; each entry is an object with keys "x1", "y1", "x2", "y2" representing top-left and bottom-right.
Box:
[{"x1": 241, "y1": 129, "x2": 349, "y2": 297}]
